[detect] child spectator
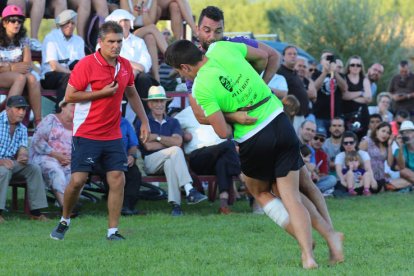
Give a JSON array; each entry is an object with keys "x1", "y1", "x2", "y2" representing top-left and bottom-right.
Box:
[{"x1": 342, "y1": 151, "x2": 370, "y2": 196}]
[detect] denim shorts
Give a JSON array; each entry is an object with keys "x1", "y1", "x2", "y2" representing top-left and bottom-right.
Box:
[{"x1": 71, "y1": 137, "x2": 128, "y2": 173}]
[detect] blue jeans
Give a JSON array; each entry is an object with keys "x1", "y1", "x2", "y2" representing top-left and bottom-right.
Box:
[{"x1": 316, "y1": 175, "x2": 337, "y2": 192}]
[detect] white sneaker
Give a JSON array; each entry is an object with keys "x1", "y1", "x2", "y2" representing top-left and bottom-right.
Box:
[{"x1": 30, "y1": 38, "x2": 42, "y2": 51}]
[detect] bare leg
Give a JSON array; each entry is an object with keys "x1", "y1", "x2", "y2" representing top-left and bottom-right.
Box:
[
  {"x1": 301, "y1": 194, "x2": 344, "y2": 264},
  {"x1": 244, "y1": 174, "x2": 317, "y2": 269},
  {"x1": 142, "y1": 33, "x2": 160, "y2": 82},
  {"x1": 26, "y1": 73, "x2": 42, "y2": 123},
  {"x1": 399, "y1": 168, "x2": 414, "y2": 184},
  {"x1": 276, "y1": 170, "x2": 317, "y2": 269},
  {"x1": 68, "y1": 0, "x2": 91, "y2": 40},
  {"x1": 106, "y1": 170, "x2": 125, "y2": 228},
  {"x1": 0, "y1": 72, "x2": 26, "y2": 96},
  {"x1": 168, "y1": 1, "x2": 183, "y2": 39},
  {"x1": 92, "y1": 0, "x2": 109, "y2": 17},
  {"x1": 173, "y1": 0, "x2": 196, "y2": 33},
  {"x1": 28, "y1": 0, "x2": 45, "y2": 39},
  {"x1": 62, "y1": 172, "x2": 88, "y2": 219},
  {"x1": 390, "y1": 177, "x2": 412, "y2": 189},
  {"x1": 134, "y1": 24, "x2": 168, "y2": 53},
  {"x1": 50, "y1": 0, "x2": 67, "y2": 16},
  {"x1": 54, "y1": 191, "x2": 64, "y2": 207},
  {"x1": 299, "y1": 166, "x2": 333, "y2": 227}
]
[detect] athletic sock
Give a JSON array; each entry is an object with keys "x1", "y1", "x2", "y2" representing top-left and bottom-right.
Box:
[
  {"x1": 60, "y1": 216, "x2": 71, "y2": 226},
  {"x1": 184, "y1": 184, "x2": 193, "y2": 195},
  {"x1": 219, "y1": 191, "x2": 229, "y2": 208},
  {"x1": 108, "y1": 228, "x2": 118, "y2": 237},
  {"x1": 30, "y1": 209, "x2": 41, "y2": 216}
]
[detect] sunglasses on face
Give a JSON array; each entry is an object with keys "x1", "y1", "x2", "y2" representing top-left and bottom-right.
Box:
[
  {"x1": 343, "y1": 141, "x2": 355, "y2": 145},
  {"x1": 7, "y1": 17, "x2": 24, "y2": 24},
  {"x1": 313, "y1": 136, "x2": 325, "y2": 142},
  {"x1": 350, "y1": 63, "x2": 362, "y2": 68},
  {"x1": 309, "y1": 68, "x2": 315, "y2": 72}
]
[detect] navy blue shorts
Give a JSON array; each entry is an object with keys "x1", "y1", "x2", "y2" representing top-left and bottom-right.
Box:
[
  {"x1": 239, "y1": 112, "x2": 304, "y2": 181},
  {"x1": 71, "y1": 137, "x2": 128, "y2": 173}
]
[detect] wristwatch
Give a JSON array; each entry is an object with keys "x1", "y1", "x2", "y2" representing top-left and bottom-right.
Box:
[{"x1": 156, "y1": 136, "x2": 161, "y2": 142}]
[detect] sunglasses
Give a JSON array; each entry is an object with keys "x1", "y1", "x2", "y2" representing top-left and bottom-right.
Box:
[
  {"x1": 313, "y1": 136, "x2": 325, "y2": 142},
  {"x1": 7, "y1": 18, "x2": 23, "y2": 24},
  {"x1": 343, "y1": 141, "x2": 355, "y2": 145},
  {"x1": 350, "y1": 63, "x2": 362, "y2": 68},
  {"x1": 309, "y1": 68, "x2": 315, "y2": 72}
]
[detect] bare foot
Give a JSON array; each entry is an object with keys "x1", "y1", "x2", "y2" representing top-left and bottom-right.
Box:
[
  {"x1": 301, "y1": 253, "x2": 319, "y2": 269},
  {"x1": 329, "y1": 232, "x2": 345, "y2": 265}
]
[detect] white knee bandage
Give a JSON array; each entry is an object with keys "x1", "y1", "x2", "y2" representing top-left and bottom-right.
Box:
[{"x1": 263, "y1": 198, "x2": 289, "y2": 228}]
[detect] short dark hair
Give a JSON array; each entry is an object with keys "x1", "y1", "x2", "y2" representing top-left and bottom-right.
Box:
[
  {"x1": 98, "y1": 21, "x2": 122, "y2": 40},
  {"x1": 369, "y1": 113, "x2": 382, "y2": 122},
  {"x1": 282, "y1": 45, "x2": 297, "y2": 56},
  {"x1": 400, "y1": 60, "x2": 409, "y2": 67},
  {"x1": 165, "y1": 40, "x2": 203, "y2": 69},
  {"x1": 340, "y1": 131, "x2": 359, "y2": 151},
  {"x1": 198, "y1": 6, "x2": 224, "y2": 26}
]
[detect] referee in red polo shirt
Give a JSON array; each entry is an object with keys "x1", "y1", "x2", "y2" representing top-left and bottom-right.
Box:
[{"x1": 50, "y1": 21, "x2": 150, "y2": 241}]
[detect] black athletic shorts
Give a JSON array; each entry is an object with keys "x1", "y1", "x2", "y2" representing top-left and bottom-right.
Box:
[{"x1": 239, "y1": 112, "x2": 304, "y2": 181}]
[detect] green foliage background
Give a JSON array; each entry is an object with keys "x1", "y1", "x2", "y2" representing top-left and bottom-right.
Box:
[{"x1": 189, "y1": 0, "x2": 414, "y2": 92}]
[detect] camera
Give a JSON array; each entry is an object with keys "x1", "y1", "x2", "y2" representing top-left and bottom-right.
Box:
[
  {"x1": 326, "y1": 54, "x2": 336, "y2": 63},
  {"x1": 402, "y1": 136, "x2": 410, "y2": 143}
]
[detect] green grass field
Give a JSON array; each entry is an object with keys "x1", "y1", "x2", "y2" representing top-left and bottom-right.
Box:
[{"x1": 1, "y1": 192, "x2": 413, "y2": 275}]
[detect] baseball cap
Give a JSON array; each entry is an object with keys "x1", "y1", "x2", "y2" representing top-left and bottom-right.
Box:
[
  {"x1": 2, "y1": 5, "x2": 24, "y2": 18},
  {"x1": 6, "y1": 95, "x2": 29, "y2": 108},
  {"x1": 316, "y1": 126, "x2": 327, "y2": 137},
  {"x1": 55, "y1": 9, "x2": 77, "y2": 26}
]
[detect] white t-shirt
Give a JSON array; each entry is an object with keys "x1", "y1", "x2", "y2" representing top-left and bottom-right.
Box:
[
  {"x1": 268, "y1": 74, "x2": 288, "y2": 92},
  {"x1": 174, "y1": 106, "x2": 225, "y2": 155},
  {"x1": 334, "y1": 150, "x2": 370, "y2": 167},
  {"x1": 41, "y1": 28, "x2": 85, "y2": 77}
]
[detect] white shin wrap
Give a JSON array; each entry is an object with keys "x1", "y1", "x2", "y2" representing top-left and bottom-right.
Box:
[{"x1": 263, "y1": 198, "x2": 289, "y2": 228}]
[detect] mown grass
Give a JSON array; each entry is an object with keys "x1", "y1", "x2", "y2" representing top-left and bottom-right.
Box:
[{"x1": 1, "y1": 192, "x2": 413, "y2": 275}]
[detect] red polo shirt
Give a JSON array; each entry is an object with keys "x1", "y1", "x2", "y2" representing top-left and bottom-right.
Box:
[{"x1": 68, "y1": 50, "x2": 134, "y2": 140}]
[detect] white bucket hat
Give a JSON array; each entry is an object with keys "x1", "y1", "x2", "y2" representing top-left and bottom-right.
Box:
[{"x1": 105, "y1": 9, "x2": 135, "y2": 29}]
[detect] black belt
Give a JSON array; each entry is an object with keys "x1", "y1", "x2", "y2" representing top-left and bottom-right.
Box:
[{"x1": 237, "y1": 96, "x2": 270, "y2": 112}]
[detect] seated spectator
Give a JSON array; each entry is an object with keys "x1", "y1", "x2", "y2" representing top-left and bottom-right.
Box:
[
  {"x1": 388, "y1": 60, "x2": 414, "y2": 115},
  {"x1": 364, "y1": 113, "x2": 382, "y2": 138},
  {"x1": 0, "y1": 5, "x2": 42, "y2": 125},
  {"x1": 135, "y1": 86, "x2": 207, "y2": 216},
  {"x1": 341, "y1": 151, "x2": 371, "y2": 196},
  {"x1": 310, "y1": 126, "x2": 337, "y2": 196},
  {"x1": 120, "y1": 117, "x2": 145, "y2": 215},
  {"x1": 156, "y1": 0, "x2": 197, "y2": 39},
  {"x1": 393, "y1": 121, "x2": 414, "y2": 191},
  {"x1": 0, "y1": 96, "x2": 48, "y2": 223},
  {"x1": 368, "y1": 92, "x2": 394, "y2": 122},
  {"x1": 322, "y1": 117, "x2": 345, "y2": 171},
  {"x1": 41, "y1": 9, "x2": 85, "y2": 112},
  {"x1": 6, "y1": 0, "x2": 65, "y2": 50},
  {"x1": 359, "y1": 122, "x2": 410, "y2": 191},
  {"x1": 267, "y1": 73, "x2": 288, "y2": 99},
  {"x1": 342, "y1": 55, "x2": 372, "y2": 140},
  {"x1": 335, "y1": 131, "x2": 379, "y2": 195},
  {"x1": 120, "y1": 0, "x2": 168, "y2": 82},
  {"x1": 103, "y1": 9, "x2": 158, "y2": 118},
  {"x1": 30, "y1": 100, "x2": 74, "y2": 207},
  {"x1": 175, "y1": 106, "x2": 241, "y2": 214},
  {"x1": 298, "y1": 119, "x2": 316, "y2": 163},
  {"x1": 282, "y1": 94, "x2": 300, "y2": 123},
  {"x1": 390, "y1": 109, "x2": 410, "y2": 136}
]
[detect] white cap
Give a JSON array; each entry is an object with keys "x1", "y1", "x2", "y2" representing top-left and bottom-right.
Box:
[
  {"x1": 400, "y1": 121, "x2": 414, "y2": 132},
  {"x1": 55, "y1": 9, "x2": 77, "y2": 26},
  {"x1": 105, "y1": 9, "x2": 135, "y2": 29}
]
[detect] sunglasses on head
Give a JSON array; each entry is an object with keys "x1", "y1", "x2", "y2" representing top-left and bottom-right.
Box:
[
  {"x1": 350, "y1": 63, "x2": 362, "y2": 68},
  {"x1": 7, "y1": 17, "x2": 24, "y2": 24},
  {"x1": 343, "y1": 141, "x2": 355, "y2": 145},
  {"x1": 313, "y1": 136, "x2": 325, "y2": 142}
]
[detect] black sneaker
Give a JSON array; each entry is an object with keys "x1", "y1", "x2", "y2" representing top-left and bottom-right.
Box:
[
  {"x1": 171, "y1": 204, "x2": 183, "y2": 216},
  {"x1": 186, "y1": 188, "x2": 208, "y2": 205},
  {"x1": 107, "y1": 231, "x2": 125, "y2": 241},
  {"x1": 50, "y1": 221, "x2": 69, "y2": 240}
]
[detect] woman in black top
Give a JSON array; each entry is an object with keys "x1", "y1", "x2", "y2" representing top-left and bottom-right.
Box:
[{"x1": 342, "y1": 55, "x2": 372, "y2": 139}]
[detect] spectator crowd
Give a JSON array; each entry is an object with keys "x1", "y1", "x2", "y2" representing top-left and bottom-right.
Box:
[{"x1": 1, "y1": 2, "x2": 414, "y2": 226}]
